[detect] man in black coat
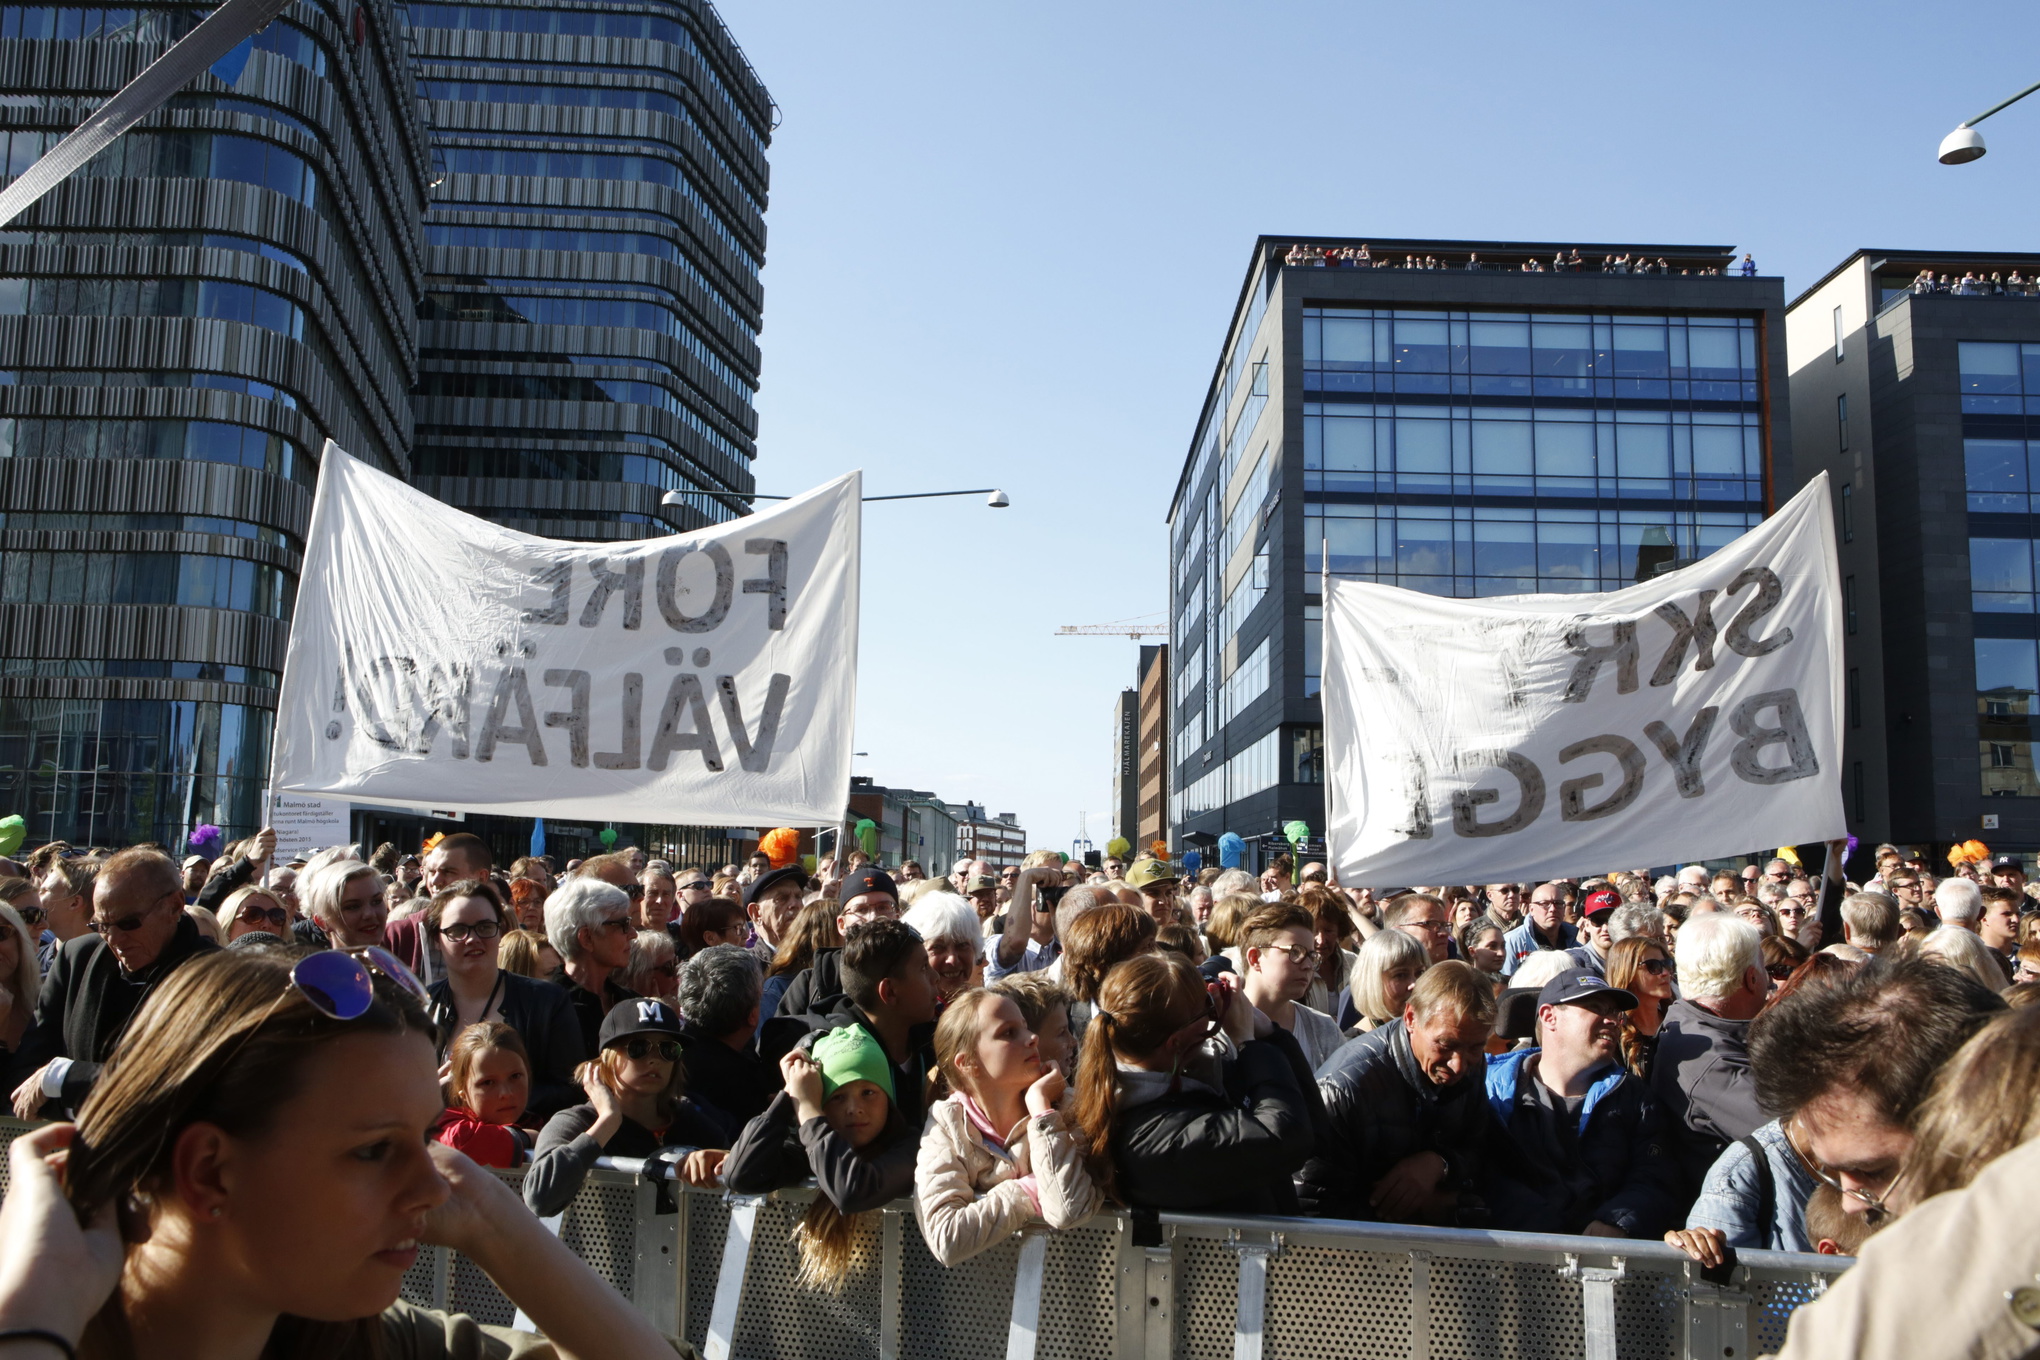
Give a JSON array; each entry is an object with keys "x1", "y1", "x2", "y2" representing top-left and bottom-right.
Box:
[
  {"x1": 766, "y1": 866, "x2": 899, "y2": 1048},
  {"x1": 10, "y1": 847, "x2": 217, "y2": 1118},
  {"x1": 803, "y1": 919, "x2": 937, "y2": 1128},
  {"x1": 1481, "y1": 968, "x2": 1682, "y2": 1238},
  {"x1": 1298, "y1": 961, "x2": 1494, "y2": 1224},
  {"x1": 1646, "y1": 912, "x2": 1770, "y2": 1191},
  {"x1": 675, "y1": 943, "x2": 780, "y2": 1126}
]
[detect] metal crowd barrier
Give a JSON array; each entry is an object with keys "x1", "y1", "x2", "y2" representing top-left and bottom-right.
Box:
[
  {"x1": 0, "y1": 1122, "x2": 1845, "y2": 1358},
  {"x1": 390, "y1": 1151, "x2": 1849, "y2": 1360}
]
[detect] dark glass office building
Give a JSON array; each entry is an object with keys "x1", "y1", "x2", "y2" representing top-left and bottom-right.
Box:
[
  {"x1": 0, "y1": 0, "x2": 769, "y2": 848},
  {"x1": 408, "y1": 0, "x2": 768, "y2": 536},
  {"x1": 1789, "y1": 250, "x2": 2040, "y2": 859},
  {"x1": 1167, "y1": 238, "x2": 1790, "y2": 867}
]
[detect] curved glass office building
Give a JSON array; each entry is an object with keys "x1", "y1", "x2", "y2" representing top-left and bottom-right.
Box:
[
  {"x1": 408, "y1": 0, "x2": 768, "y2": 537},
  {"x1": 0, "y1": 0, "x2": 768, "y2": 848},
  {"x1": 0, "y1": 0, "x2": 430, "y2": 846}
]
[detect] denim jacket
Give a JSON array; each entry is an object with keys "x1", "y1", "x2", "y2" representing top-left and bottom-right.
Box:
[{"x1": 1683, "y1": 1117, "x2": 1816, "y2": 1253}]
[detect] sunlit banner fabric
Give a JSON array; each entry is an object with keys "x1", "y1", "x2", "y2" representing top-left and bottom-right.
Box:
[
  {"x1": 271, "y1": 443, "x2": 859, "y2": 826},
  {"x1": 1322, "y1": 474, "x2": 1846, "y2": 883}
]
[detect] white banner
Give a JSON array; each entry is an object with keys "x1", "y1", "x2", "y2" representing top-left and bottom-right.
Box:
[
  {"x1": 1322, "y1": 473, "x2": 1846, "y2": 884},
  {"x1": 271, "y1": 443, "x2": 860, "y2": 826}
]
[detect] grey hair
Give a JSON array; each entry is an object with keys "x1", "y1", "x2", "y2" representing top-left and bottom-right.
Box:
[
  {"x1": 545, "y1": 876, "x2": 630, "y2": 962},
  {"x1": 1675, "y1": 912, "x2": 1764, "y2": 1000},
  {"x1": 678, "y1": 944, "x2": 764, "y2": 1037},
  {"x1": 1209, "y1": 869, "x2": 1257, "y2": 899},
  {"x1": 1934, "y1": 877, "x2": 1983, "y2": 925},
  {"x1": 1608, "y1": 904, "x2": 1664, "y2": 944},
  {"x1": 901, "y1": 890, "x2": 983, "y2": 956},
  {"x1": 298, "y1": 858, "x2": 381, "y2": 932}
]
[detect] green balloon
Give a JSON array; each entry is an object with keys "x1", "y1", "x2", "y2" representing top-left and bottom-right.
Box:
[
  {"x1": 598, "y1": 827, "x2": 618, "y2": 847},
  {"x1": 0, "y1": 814, "x2": 21, "y2": 858}
]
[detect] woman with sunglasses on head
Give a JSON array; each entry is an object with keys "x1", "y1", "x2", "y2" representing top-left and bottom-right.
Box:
[
  {"x1": 524, "y1": 998, "x2": 730, "y2": 1217},
  {"x1": 214, "y1": 885, "x2": 291, "y2": 946},
  {"x1": 1605, "y1": 935, "x2": 1675, "y2": 1079},
  {"x1": 0, "y1": 945, "x2": 674, "y2": 1360},
  {"x1": 1068, "y1": 951, "x2": 1320, "y2": 1214},
  {"x1": 424, "y1": 879, "x2": 586, "y2": 1122}
]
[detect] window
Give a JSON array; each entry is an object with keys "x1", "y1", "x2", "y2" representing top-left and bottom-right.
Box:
[
  {"x1": 1845, "y1": 575, "x2": 1858, "y2": 634},
  {"x1": 1291, "y1": 727, "x2": 1324, "y2": 784},
  {"x1": 1833, "y1": 305, "x2": 1845, "y2": 361},
  {"x1": 1837, "y1": 394, "x2": 1848, "y2": 453},
  {"x1": 1993, "y1": 743, "x2": 2016, "y2": 768},
  {"x1": 1848, "y1": 667, "x2": 1861, "y2": 729},
  {"x1": 1841, "y1": 482, "x2": 1853, "y2": 542}
]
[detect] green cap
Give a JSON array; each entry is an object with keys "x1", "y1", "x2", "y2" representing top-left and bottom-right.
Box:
[{"x1": 810, "y1": 1025, "x2": 895, "y2": 1103}]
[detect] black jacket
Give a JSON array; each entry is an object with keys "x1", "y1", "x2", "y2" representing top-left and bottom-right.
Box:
[
  {"x1": 523, "y1": 1098, "x2": 733, "y2": 1216},
  {"x1": 1480, "y1": 1050, "x2": 1683, "y2": 1238},
  {"x1": 1296, "y1": 1018, "x2": 1491, "y2": 1223},
  {"x1": 1112, "y1": 1027, "x2": 1321, "y2": 1215},
  {"x1": 774, "y1": 948, "x2": 845, "y2": 1023},
  {"x1": 10, "y1": 912, "x2": 217, "y2": 1113},
  {"x1": 194, "y1": 855, "x2": 259, "y2": 915},
  {"x1": 547, "y1": 967, "x2": 639, "y2": 1058},
  {"x1": 677, "y1": 1021, "x2": 780, "y2": 1127},
  {"x1": 722, "y1": 1089, "x2": 916, "y2": 1212},
  {"x1": 428, "y1": 970, "x2": 589, "y2": 1118},
  {"x1": 1646, "y1": 998, "x2": 1767, "y2": 1193},
  {"x1": 792, "y1": 997, "x2": 936, "y2": 1129}
]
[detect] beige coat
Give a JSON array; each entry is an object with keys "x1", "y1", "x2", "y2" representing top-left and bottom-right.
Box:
[
  {"x1": 1769, "y1": 1135, "x2": 2040, "y2": 1360},
  {"x1": 913, "y1": 1093, "x2": 1101, "y2": 1267}
]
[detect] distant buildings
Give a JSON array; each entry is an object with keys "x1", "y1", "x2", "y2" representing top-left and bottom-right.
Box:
[
  {"x1": 1164, "y1": 237, "x2": 1789, "y2": 870},
  {"x1": 848, "y1": 776, "x2": 1027, "y2": 872}
]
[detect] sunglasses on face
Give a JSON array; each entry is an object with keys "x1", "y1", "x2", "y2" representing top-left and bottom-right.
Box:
[
  {"x1": 439, "y1": 921, "x2": 501, "y2": 942},
  {"x1": 622, "y1": 1037, "x2": 680, "y2": 1061},
  {"x1": 90, "y1": 894, "x2": 175, "y2": 934},
  {"x1": 678, "y1": 881, "x2": 711, "y2": 892},
  {"x1": 238, "y1": 905, "x2": 288, "y2": 929},
  {"x1": 1640, "y1": 957, "x2": 1672, "y2": 975},
  {"x1": 13, "y1": 903, "x2": 43, "y2": 925},
  {"x1": 600, "y1": 915, "x2": 634, "y2": 934}
]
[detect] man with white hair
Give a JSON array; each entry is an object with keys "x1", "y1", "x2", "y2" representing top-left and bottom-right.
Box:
[
  {"x1": 545, "y1": 876, "x2": 640, "y2": 1054},
  {"x1": 1933, "y1": 876, "x2": 1981, "y2": 932},
  {"x1": 1646, "y1": 912, "x2": 1770, "y2": 1191},
  {"x1": 1676, "y1": 864, "x2": 1710, "y2": 893}
]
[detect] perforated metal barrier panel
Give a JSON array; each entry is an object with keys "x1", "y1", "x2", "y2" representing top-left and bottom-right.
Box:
[{"x1": 0, "y1": 1124, "x2": 1846, "y2": 1359}]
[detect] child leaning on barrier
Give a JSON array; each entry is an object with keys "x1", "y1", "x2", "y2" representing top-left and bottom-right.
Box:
[
  {"x1": 723, "y1": 1025, "x2": 917, "y2": 1291},
  {"x1": 914, "y1": 987, "x2": 1101, "y2": 1267}
]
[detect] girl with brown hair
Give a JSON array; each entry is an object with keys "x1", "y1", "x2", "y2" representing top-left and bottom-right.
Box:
[
  {"x1": 8, "y1": 946, "x2": 669, "y2": 1359},
  {"x1": 1061, "y1": 903, "x2": 1158, "y2": 1041},
  {"x1": 759, "y1": 898, "x2": 844, "y2": 1022},
  {"x1": 1068, "y1": 952, "x2": 1318, "y2": 1213},
  {"x1": 1605, "y1": 935, "x2": 1675, "y2": 1078}
]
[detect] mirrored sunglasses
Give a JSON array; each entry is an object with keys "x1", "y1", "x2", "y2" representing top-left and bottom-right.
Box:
[{"x1": 290, "y1": 947, "x2": 430, "y2": 1021}]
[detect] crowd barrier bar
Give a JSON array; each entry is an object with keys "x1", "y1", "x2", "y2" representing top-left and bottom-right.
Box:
[{"x1": 0, "y1": 1124, "x2": 1848, "y2": 1359}]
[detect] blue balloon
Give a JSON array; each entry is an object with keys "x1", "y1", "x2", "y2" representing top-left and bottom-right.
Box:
[
  {"x1": 1218, "y1": 832, "x2": 1245, "y2": 868},
  {"x1": 1181, "y1": 849, "x2": 1202, "y2": 872}
]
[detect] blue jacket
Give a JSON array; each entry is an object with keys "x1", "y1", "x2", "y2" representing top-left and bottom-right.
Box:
[
  {"x1": 1500, "y1": 920, "x2": 1577, "y2": 977},
  {"x1": 1684, "y1": 1118, "x2": 1816, "y2": 1253},
  {"x1": 1480, "y1": 1048, "x2": 1683, "y2": 1238}
]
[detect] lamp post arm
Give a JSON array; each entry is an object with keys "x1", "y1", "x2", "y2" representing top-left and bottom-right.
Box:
[
  {"x1": 749, "y1": 489, "x2": 1000, "y2": 502},
  {"x1": 1962, "y1": 79, "x2": 2040, "y2": 129}
]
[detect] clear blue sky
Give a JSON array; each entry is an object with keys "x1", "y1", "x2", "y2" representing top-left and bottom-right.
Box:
[{"x1": 729, "y1": 0, "x2": 2040, "y2": 855}]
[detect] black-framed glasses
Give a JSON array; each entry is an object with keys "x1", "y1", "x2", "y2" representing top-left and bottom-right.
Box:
[
  {"x1": 599, "y1": 915, "x2": 635, "y2": 934},
  {"x1": 13, "y1": 903, "x2": 43, "y2": 926},
  {"x1": 439, "y1": 921, "x2": 501, "y2": 942},
  {"x1": 622, "y1": 1037, "x2": 680, "y2": 1061}
]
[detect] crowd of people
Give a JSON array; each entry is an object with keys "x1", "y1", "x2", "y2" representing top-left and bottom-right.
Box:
[
  {"x1": 1907, "y1": 267, "x2": 2040, "y2": 297},
  {"x1": 1281, "y1": 243, "x2": 1759, "y2": 277},
  {"x1": 0, "y1": 828, "x2": 2034, "y2": 1357}
]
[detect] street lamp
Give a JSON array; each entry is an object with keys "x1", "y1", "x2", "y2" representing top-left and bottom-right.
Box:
[
  {"x1": 662, "y1": 487, "x2": 1010, "y2": 512},
  {"x1": 1939, "y1": 79, "x2": 2040, "y2": 164}
]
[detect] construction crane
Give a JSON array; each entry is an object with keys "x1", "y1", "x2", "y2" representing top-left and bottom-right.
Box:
[{"x1": 1057, "y1": 614, "x2": 1166, "y2": 639}]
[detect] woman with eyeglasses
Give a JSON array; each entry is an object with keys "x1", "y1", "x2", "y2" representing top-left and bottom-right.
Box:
[
  {"x1": 523, "y1": 998, "x2": 730, "y2": 1216},
  {"x1": 1605, "y1": 936, "x2": 1675, "y2": 1079},
  {"x1": 423, "y1": 879, "x2": 587, "y2": 1120},
  {"x1": 0, "y1": 945, "x2": 673, "y2": 1360},
  {"x1": 0, "y1": 900, "x2": 37, "y2": 1056},
  {"x1": 1236, "y1": 903, "x2": 1345, "y2": 1071},
  {"x1": 214, "y1": 885, "x2": 292, "y2": 945}
]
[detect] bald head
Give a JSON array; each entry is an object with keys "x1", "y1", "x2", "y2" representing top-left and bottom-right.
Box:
[{"x1": 1054, "y1": 884, "x2": 1109, "y2": 940}]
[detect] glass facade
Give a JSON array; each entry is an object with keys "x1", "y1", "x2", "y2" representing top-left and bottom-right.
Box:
[
  {"x1": 1301, "y1": 306, "x2": 1767, "y2": 692},
  {"x1": 411, "y1": 0, "x2": 771, "y2": 534},
  {"x1": 1961, "y1": 341, "x2": 2040, "y2": 794}
]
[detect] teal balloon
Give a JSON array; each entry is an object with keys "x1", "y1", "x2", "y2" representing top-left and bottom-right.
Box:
[{"x1": 1283, "y1": 821, "x2": 1310, "y2": 845}]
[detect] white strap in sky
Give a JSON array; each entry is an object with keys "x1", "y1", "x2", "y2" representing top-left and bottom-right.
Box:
[{"x1": 0, "y1": 0, "x2": 296, "y2": 230}]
